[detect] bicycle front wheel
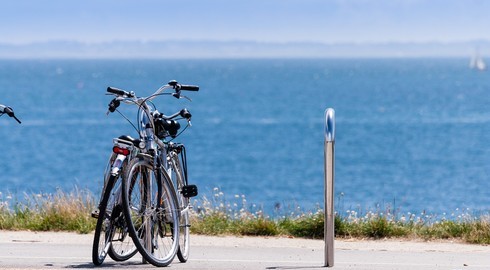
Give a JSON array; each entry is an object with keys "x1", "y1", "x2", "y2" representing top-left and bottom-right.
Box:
[{"x1": 122, "y1": 157, "x2": 180, "y2": 267}]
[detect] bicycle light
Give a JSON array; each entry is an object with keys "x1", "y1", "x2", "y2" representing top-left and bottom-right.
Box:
[{"x1": 113, "y1": 146, "x2": 130, "y2": 156}]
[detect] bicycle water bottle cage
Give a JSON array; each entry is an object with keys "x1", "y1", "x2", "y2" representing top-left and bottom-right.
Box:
[{"x1": 182, "y1": 185, "x2": 198, "y2": 198}]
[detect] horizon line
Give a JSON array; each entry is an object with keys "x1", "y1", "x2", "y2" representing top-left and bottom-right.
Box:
[{"x1": 2, "y1": 38, "x2": 490, "y2": 46}]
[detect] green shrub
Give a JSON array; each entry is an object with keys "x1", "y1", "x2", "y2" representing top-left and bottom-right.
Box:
[
  {"x1": 279, "y1": 212, "x2": 324, "y2": 239},
  {"x1": 464, "y1": 218, "x2": 490, "y2": 244}
]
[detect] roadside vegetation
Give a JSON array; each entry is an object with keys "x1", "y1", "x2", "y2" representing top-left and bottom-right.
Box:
[
  {"x1": 0, "y1": 188, "x2": 95, "y2": 233},
  {"x1": 1, "y1": 188, "x2": 489, "y2": 245}
]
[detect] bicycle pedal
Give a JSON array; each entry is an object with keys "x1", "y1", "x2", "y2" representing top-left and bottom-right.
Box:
[
  {"x1": 182, "y1": 185, "x2": 198, "y2": 198},
  {"x1": 91, "y1": 209, "x2": 99, "y2": 219}
]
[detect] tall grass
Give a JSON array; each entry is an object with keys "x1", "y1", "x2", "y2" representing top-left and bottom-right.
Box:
[
  {"x1": 0, "y1": 188, "x2": 96, "y2": 233},
  {"x1": 1, "y1": 187, "x2": 490, "y2": 245},
  {"x1": 190, "y1": 188, "x2": 490, "y2": 244}
]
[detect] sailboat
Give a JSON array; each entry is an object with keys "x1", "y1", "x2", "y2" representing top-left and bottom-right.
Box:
[{"x1": 470, "y1": 50, "x2": 486, "y2": 71}]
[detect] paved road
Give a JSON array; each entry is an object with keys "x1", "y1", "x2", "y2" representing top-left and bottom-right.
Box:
[{"x1": 1, "y1": 231, "x2": 489, "y2": 269}]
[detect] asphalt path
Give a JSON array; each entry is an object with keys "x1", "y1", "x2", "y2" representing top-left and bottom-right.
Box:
[{"x1": 1, "y1": 231, "x2": 489, "y2": 269}]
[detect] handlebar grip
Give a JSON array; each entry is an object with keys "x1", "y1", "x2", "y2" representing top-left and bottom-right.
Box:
[
  {"x1": 180, "y1": 108, "x2": 192, "y2": 119},
  {"x1": 107, "y1": 87, "x2": 127, "y2": 96},
  {"x1": 180, "y1": 85, "x2": 199, "y2": 91},
  {"x1": 3, "y1": 106, "x2": 14, "y2": 116},
  {"x1": 0, "y1": 105, "x2": 21, "y2": 124}
]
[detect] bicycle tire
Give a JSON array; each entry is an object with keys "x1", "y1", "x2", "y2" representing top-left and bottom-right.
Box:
[
  {"x1": 169, "y1": 153, "x2": 190, "y2": 263},
  {"x1": 92, "y1": 175, "x2": 116, "y2": 265},
  {"x1": 122, "y1": 157, "x2": 180, "y2": 267},
  {"x1": 106, "y1": 176, "x2": 138, "y2": 262}
]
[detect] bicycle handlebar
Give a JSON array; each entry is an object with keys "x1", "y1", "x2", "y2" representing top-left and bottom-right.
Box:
[
  {"x1": 107, "y1": 87, "x2": 135, "y2": 97},
  {"x1": 105, "y1": 81, "x2": 197, "y2": 144},
  {"x1": 0, "y1": 104, "x2": 21, "y2": 124},
  {"x1": 106, "y1": 80, "x2": 198, "y2": 120},
  {"x1": 181, "y1": 85, "x2": 199, "y2": 91},
  {"x1": 168, "y1": 80, "x2": 199, "y2": 91},
  {"x1": 107, "y1": 81, "x2": 199, "y2": 99},
  {"x1": 106, "y1": 81, "x2": 199, "y2": 113}
]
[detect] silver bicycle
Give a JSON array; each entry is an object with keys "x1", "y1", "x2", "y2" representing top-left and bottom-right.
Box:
[{"x1": 105, "y1": 80, "x2": 199, "y2": 267}]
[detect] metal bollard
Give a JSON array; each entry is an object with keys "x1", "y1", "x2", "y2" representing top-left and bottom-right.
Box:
[{"x1": 324, "y1": 108, "x2": 335, "y2": 267}]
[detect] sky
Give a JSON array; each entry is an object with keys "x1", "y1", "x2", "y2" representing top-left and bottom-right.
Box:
[{"x1": 1, "y1": 0, "x2": 490, "y2": 44}]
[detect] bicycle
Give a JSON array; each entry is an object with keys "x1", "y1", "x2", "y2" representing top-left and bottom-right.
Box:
[
  {"x1": 0, "y1": 104, "x2": 21, "y2": 124},
  {"x1": 91, "y1": 138, "x2": 140, "y2": 264},
  {"x1": 105, "y1": 80, "x2": 199, "y2": 267}
]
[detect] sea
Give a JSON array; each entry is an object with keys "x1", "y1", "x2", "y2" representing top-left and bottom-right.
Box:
[{"x1": 1, "y1": 58, "x2": 490, "y2": 217}]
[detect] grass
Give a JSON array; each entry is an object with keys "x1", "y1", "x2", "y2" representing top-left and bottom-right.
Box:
[
  {"x1": 0, "y1": 188, "x2": 96, "y2": 233},
  {"x1": 189, "y1": 188, "x2": 490, "y2": 244},
  {"x1": 1, "y1": 187, "x2": 490, "y2": 245}
]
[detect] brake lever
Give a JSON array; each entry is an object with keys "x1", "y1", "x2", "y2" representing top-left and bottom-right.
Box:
[
  {"x1": 172, "y1": 92, "x2": 192, "y2": 102},
  {"x1": 106, "y1": 98, "x2": 120, "y2": 115},
  {"x1": 12, "y1": 115, "x2": 21, "y2": 124}
]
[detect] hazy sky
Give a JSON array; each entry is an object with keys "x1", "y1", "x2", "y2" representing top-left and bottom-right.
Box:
[{"x1": 1, "y1": 0, "x2": 490, "y2": 44}]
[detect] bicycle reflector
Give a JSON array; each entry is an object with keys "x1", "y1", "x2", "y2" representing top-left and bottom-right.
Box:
[{"x1": 113, "y1": 146, "x2": 130, "y2": 156}]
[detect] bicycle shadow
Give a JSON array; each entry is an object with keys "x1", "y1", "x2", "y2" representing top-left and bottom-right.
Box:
[
  {"x1": 66, "y1": 261, "x2": 150, "y2": 269},
  {"x1": 266, "y1": 266, "x2": 327, "y2": 269}
]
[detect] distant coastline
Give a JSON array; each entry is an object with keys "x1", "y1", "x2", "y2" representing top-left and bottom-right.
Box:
[{"x1": 1, "y1": 39, "x2": 489, "y2": 59}]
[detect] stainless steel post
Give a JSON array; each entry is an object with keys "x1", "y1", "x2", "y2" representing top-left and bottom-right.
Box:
[{"x1": 324, "y1": 108, "x2": 335, "y2": 267}]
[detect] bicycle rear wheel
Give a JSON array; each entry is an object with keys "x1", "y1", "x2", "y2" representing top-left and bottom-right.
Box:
[
  {"x1": 107, "y1": 177, "x2": 138, "y2": 261},
  {"x1": 92, "y1": 175, "x2": 114, "y2": 265},
  {"x1": 92, "y1": 174, "x2": 137, "y2": 265},
  {"x1": 122, "y1": 157, "x2": 180, "y2": 267}
]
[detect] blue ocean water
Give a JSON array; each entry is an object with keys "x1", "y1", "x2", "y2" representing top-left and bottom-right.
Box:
[{"x1": 1, "y1": 59, "x2": 490, "y2": 216}]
